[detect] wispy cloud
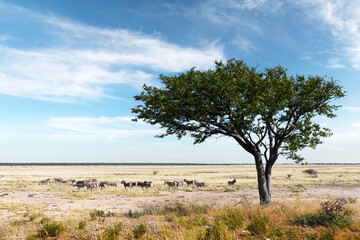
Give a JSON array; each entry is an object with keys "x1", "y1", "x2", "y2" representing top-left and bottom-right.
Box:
[
  {"x1": 326, "y1": 58, "x2": 347, "y2": 69},
  {"x1": 45, "y1": 116, "x2": 160, "y2": 141},
  {"x1": 0, "y1": 2, "x2": 224, "y2": 102},
  {"x1": 196, "y1": 0, "x2": 283, "y2": 33},
  {"x1": 0, "y1": 116, "x2": 160, "y2": 141},
  {"x1": 342, "y1": 106, "x2": 360, "y2": 112},
  {"x1": 296, "y1": 0, "x2": 360, "y2": 70},
  {"x1": 165, "y1": 0, "x2": 284, "y2": 53}
]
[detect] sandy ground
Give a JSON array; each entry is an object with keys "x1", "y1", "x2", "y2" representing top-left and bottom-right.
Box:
[{"x1": 0, "y1": 185, "x2": 359, "y2": 219}]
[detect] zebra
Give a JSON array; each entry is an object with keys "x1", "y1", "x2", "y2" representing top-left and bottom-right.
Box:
[
  {"x1": 177, "y1": 181, "x2": 184, "y2": 187},
  {"x1": 228, "y1": 179, "x2": 236, "y2": 186},
  {"x1": 144, "y1": 181, "x2": 154, "y2": 189},
  {"x1": 53, "y1": 178, "x2": 63, "y2": 183},
  {"x1": 85, "y1": 182, "x2": 97, "y2": 191},
  {"x1": 121, "y1": 180, "x2": 133, "y2": 188},
  {"x1": 39, "y1": 178, "x2": 50, "y2": 185},
  {"x1": 164, "y1": 181, "x2": 176, "y2": 187},
  {"x1": 73, "y1": 181, "x2": 86, "y2": 190},
  {"x1": 184, "y1": 179, "x2": 194, "y2": 186},
  {"x1": 194, "y1": 180, "x2": 206, "y2": 188},
  {"x1": 108, "y1": 182, "x2": 118, "y2": 187},
  {"x1": 99, "y1": 181, "x2": 109, "y2": 188}
]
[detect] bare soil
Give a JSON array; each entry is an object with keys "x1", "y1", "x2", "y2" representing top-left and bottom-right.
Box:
[{"x1": 0, "y1": 185, "x2": 358, "y2": 219}]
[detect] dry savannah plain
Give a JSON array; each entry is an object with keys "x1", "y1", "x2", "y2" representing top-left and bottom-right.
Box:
[{"x1": 0, "y1": 164, "x2": 360, "y2": 239}]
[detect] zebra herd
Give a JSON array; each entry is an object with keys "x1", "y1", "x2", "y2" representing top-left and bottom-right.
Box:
[
  {"x1": 120, "y1": 180, "x2": 154, "y2": 189},
  {"x1": 38, "y1": 178, "x2": 154, "y2": 191},
  {"x1": 164, "y1": 179, "x2": 207, "y2": 188},
  {"x1": 38, "y1": 177, "x2": 237, "y2": 191}
]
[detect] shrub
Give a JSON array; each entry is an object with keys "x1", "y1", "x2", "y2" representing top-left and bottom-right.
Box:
[
  {"x1": 38, "y1": 221, "x2": 66, "y2": 238},
  {"x1": 125, "y1": 209, "x2": 142, "y2": 218},
  {"x1": 295, "y1": 198, "x2": 353, "y2": 228},
  {"x1": 133, "y1": 223, "x2": 147, "y2": 239},
  {"x1": 10, "y1": 219, "x2": 28, "y2": 226},
  {"x1": 153, "y1": 170, "x2": 159, "y2": 175},
  {"x1": 78, "y1": 221, "x2": 87, "y2": 230},
  {"x1": 90, "y1": 209, "x2": 105, "y2": 220},
  {"x1": 303, "y1": 169, "x2": 318, "y2": 178},
  {"x1": 103, "y1": 222, "x2": 123, "y2": 240},
  {"x1": 321, "y1": 198, "x2": 347, "y2": 215}
]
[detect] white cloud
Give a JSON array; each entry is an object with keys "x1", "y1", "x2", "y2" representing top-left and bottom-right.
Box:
[
  {"x1": 296, "y1": 0, "x2": 360, "y2": 70},
  {"x1": 197, "y1": 0, "x2": 280, "y2": 32},
  {"x1": 232, "y1": 35, "x2": 257, "y2": 52},
  {"x1": 342, "y1": 106, "x2": 360, "y2": 112},
  {"x1": 0, "y1": 2, "x2": 225, "y2": 102},
  {"x1": 45, "y1": 116, "x2": 160, "y2": 141},
  {"x1": 326, "y1": 58, "x2": 347, "y2": 69},
  {"x1": 0, "y1": 116, "x2": 161, "y2": 141}
]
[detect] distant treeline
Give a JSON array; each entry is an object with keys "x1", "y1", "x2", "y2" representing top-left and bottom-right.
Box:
[
  {"x1": 0, "y1": 162, "x2": 248, "y2": 166},
  {"x1": 0, "y1": 162, "x2": 358, "y2": 166}
]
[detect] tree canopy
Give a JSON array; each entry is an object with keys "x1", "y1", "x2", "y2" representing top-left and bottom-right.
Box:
[{"x1": 132, "y1": 59, "x2": 345, "y2": 204}]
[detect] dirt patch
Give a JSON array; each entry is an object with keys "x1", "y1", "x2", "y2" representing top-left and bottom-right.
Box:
[{"x1": 0, "y1": 185, "x2": 358, "y2": 219}]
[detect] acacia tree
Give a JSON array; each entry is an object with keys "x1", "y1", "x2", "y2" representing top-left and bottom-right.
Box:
[{"x1": 132, "y1": 59, "x2": 345, "y2": 205}]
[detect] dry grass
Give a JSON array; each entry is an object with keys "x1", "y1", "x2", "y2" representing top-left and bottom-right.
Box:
[
  {"x1": 0, "y1": 200, "x2": 358, "y2": 239},
  {"x1": 0, "y1": 164, "x2": 359, "y2": 239},
  {"x1": 1, "y1": 164, "x2": 359, "y2": 191}
]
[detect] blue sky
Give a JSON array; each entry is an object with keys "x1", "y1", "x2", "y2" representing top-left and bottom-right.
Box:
[{"x1": 0, "y1": 0, "x2": 359, "y2": 163}]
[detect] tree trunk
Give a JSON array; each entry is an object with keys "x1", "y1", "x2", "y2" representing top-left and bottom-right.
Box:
[
  {"x1": 265, "y1": 162, "x2": 273, "y2": 201},
  {"x1": 254, "y1": 152, "x2": 271, "y2": 205}
]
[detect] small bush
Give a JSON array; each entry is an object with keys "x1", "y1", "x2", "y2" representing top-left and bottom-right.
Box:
[
  {"x1": 153, "y1": 170, "x2": 159, "y2": 175},
  {"x1": 106, "y1": 211, "x2": 115, "y2": 217},
  {"x1": 295, "y1": 198, "x2": 353, "y2": 228},
  {"x1": 303, "y1": 169, "x2": 318, "y2": 178},
  {"x1": 90, "y1": 209, "x2": 105, "y2": 220},
  {"x1": 38, "y1": 221, "x2": 66, "y2": 238},
  {"x1": 295, "y1": 211, "x2": 353, "y2": 228},
  {"x1": 10, "y1": 219, "x2": 28, "y2": 226},
  {"x1": 125, "y1": 209, "x2": 142, "y2": 218},
  {"x1": 294, "y1": 213, "x2": 321, "y2": 227},
  {"x1": 133, "y1": 223, "x2": 147, "y2": 239},
  {"x1": 321, "y1": 198, "x2": 347, "y2": 215},
  {"x1": 78, "y1": 221, "x2": 87, "y2": 230},
  {"x1": 103, "y1": 222, "x2": 123, "y2": 240}
]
